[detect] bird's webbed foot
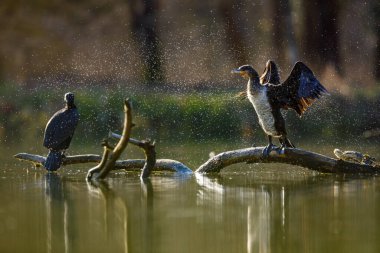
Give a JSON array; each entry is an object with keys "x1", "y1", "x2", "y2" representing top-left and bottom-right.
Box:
[
  {"x1": 277, "y1": 144, "x2": 287, "y2": 155},
  {"x1": 278, "y1": 137, "x2": 295, "y2": 155},
  {"x1": 262, "y1": 143, "x2": 278, "y2": 157}
]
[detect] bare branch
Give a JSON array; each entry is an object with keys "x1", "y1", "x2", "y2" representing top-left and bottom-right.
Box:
[
  {"x1": 95, "y1": 99, "x2": 133, "y2": 180},
  {"x1": 109, "y1": 131, "x2": 156, "y2": 178},
  {"x1": 14, "y1": 153, "x2": 102, "y2": 165},
  {"x1": 196, "y1": 147, "x2": 380, "y2": 174},
  {"x1": 14, "y1": 153, "x2": 192, "y2": 174},
  {"x1": 86, "y1": 141, "x2": 112, "y2": 180}
]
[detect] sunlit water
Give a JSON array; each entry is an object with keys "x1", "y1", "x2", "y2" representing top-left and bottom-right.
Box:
[
  {"x1": 1, "y1": 141, "x2": 380, "y2": 253},
  {"x1": 1, "y1": 159, "x2": 380, "y2": 253}
]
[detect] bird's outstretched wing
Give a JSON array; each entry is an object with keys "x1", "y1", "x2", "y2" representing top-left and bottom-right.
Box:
[
  {"x1": 43, "y1": 108, "x2": 79, "y2": 150},
  {"x1": 268, "y1": 62, "x2": 328, "y2": 116},
  {"x1": 260, "y1": 60, "x2": 281, "y2": 85}
]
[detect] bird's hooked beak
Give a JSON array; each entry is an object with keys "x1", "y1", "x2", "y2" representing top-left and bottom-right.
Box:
[{"x1": 231, "y1": 68, "x2": 250, "y2": 79}]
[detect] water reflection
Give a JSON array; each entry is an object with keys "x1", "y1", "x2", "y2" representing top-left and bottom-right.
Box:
[
  {"x1": 196, "y1": 173, "x2": 277, "y2": 253},
  {"x1": 86, "y1": 180, "x2": 129, "y2": 253},
  {"x1": 44, "y1": 173, "x2": 68, "y2": 253},
  {"x1": 86, "y1": 177, "x2": 156, "y2": 253},
  {"x1": 246, "y1": 193, "x2": 271, "y2": 253},
  {"x1": 2, "y1": 167, "x2": 380, "y2": 253},
  {"x1": 194, "y1": 173, "x2": 380, "y2": 253},
  {"x1": 140, "y1": 178, "x2": 154, "y2": 253},
  {"x1": 43, "y1": 173, "x2": 132, "y2": 253}
]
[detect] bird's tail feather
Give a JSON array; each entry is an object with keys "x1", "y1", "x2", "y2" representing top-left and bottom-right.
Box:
[{"x1": 44, "y1": 150, "x2": 63, "y2": 171}]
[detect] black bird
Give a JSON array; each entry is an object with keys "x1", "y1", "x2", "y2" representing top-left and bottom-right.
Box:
[
  {"x1": 232, "y1": 61, "x2": 328, "y2": 156},
  {"x1": 43, "y1": 92, "x2": 79, "y2": 171}
]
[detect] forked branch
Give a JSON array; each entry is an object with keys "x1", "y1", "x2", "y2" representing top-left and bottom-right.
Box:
[
  {"x1": 109, "y1": 132, "x2": 156, "y2": 178},
  {"x1": 87, "y1": 99, "x2": 133, "y2": 180}
]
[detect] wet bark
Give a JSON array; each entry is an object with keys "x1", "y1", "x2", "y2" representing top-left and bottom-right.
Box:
[
  {"x1": 14, "y1": 153, "x2": 192, "y2": 174},
  {"x1": 87, "y1": 99, "x2": 133, "y2": 180},
  {"x1": 109, "y1": 132, "x2": 156, "y2": 179},
  {"x1": 15, "y1": 147, "x2": 379, "y2": 175},
  {"x1": 196, "y1": 147, "x2": 380, "y2": 174}
]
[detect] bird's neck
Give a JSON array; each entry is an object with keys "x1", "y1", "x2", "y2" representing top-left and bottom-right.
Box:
[
  {"x1": 66, "y1": 103, "x2": 76, "y2": 109},
  {"x1": 247, "y1": 77, "x2": 262, "y2": 95}
]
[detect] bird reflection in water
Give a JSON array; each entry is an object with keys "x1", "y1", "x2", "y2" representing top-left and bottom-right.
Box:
[
  {"x1": 195, "y1": 174, "x2": 290, "y2": 253},
  {"x1": 44, "y1": 172, "x2": 69, "y2": 253}
]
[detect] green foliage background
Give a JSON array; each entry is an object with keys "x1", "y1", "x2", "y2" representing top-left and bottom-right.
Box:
[{"x1": 1, "y1": 84, "x2": 379, "y2": 149}]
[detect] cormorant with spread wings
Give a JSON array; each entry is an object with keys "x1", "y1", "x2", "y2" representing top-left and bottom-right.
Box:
[{"x1": 232, "y1": 61, "x2": 328, "y2": 156}]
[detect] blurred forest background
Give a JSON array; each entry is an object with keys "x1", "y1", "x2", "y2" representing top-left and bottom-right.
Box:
[{"x1": 0, "y1": 0, "x2": 379, "y2": 152}]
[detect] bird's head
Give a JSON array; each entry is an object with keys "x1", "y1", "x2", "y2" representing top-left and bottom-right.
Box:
[
  {"x1": 64, "y1": 92, "x2": 75, "y2": 105},
  {"x1": 231, "y1": 65, "x2": 259, "y2": 80}
]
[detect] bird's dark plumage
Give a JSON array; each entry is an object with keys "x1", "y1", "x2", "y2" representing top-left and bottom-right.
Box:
[
  {"x1": 44, "y1": 150, "x2": 63, "y2": 172},
  {"x1": 267, "y1": 61, "x2": 328, "y2": 116},
  {"x1": 43, "y1": 92, "x2": 79, "y2": 171},
  {"x1": 232, "y1": 61, "x2": 328, "y2": 156}
]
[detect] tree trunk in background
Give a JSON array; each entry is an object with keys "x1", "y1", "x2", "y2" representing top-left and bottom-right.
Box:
[
  {"x1": 271, "y1": 0, "x2": 298, "y2": 67},
  {"x1": 0, "y1": 59, "x2": 3, "y2": 83},
  {"x1": 302, "y1": 0, "x2": 341, "y2": 74},
  {"x1": 319, "y1": 0, "x2": 341, "y2": 73},
  {"x1": 376, "y1": 35, "x2": 380, "y2": 81},
  {"x1": 129, "y1": 0, "x2": 164, "y2": 84},
  {"x1": 218, "y1": 0, "x2": 248, "y2": 65},
  {"x1": 373, "y1": 2, "x2": 380, "y2": 80}
]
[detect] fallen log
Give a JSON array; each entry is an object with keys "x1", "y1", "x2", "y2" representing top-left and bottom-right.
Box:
[
  {"x1": 14, "y1": 153, "x2": 193, "y2": 174},
  {"x1": 196, "y1": 147, "x2": 380, "y2": 174},
  {"x1": 14, "y1": 153, "x2": 101, "y2": 166}
]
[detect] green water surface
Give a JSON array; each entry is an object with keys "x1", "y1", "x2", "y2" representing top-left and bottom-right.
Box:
[{"x1": 0, "y1": 142, "x2": 379, "y2": 253}]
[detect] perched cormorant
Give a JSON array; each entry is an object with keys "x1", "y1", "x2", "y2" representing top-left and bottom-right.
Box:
[
  {"x1": 43, "y1": 92, "x2": 79, "y2": 171},
  {"x1": 232, "y1": 61, "x2": 328, "y2": 156}
]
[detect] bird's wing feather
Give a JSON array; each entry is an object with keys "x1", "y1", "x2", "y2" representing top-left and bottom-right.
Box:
[
  {"x1": 43, "y1": 108, "x2": 79, "y2": 149},
  {"x1": 260, "y1": 61, "x2": 281, "y2": 85},
  {"x1": 269, "y1": 62, "x2": 328, "y2": 116}
]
